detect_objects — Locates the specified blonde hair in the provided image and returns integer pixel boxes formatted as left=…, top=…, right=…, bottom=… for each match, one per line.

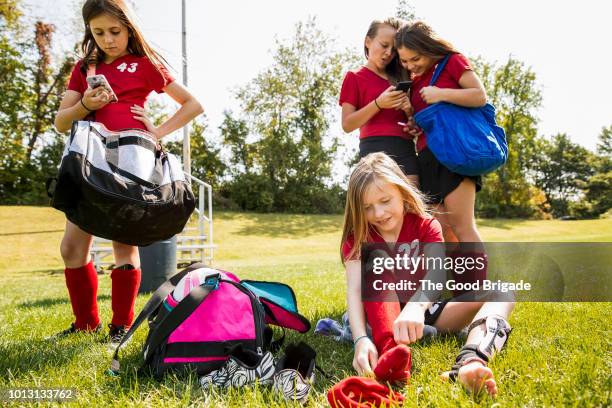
left=340, top=152, right=430, bottom=263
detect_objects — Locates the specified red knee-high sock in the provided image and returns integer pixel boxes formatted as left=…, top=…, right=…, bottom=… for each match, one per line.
left=64, top=261, right=99, bottom=330
left=110, top=266, right=141, bottom=327
left=363, top=301, right=411, bottom=383
left=363, top=301, right=400, bottom=355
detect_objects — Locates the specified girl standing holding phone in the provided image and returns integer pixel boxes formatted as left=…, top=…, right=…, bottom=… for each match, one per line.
left=52, top=0, right=203, bottom=345
left=339, top=17, right=420, bottom=185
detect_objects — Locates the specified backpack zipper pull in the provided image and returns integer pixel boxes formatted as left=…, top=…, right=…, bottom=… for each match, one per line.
left=257, top=347, right=263, bottom=356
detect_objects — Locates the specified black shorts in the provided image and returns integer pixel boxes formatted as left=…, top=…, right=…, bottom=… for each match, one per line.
left=423, top=300, right=448, bottom=325
left=359, top=136, right=419, bottom=176
left=418, top=147, right=482, bottom=205
left=398, top=300, right=448, bottom=325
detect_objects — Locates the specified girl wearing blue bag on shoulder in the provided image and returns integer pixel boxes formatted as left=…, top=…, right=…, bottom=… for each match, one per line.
left=395, top=21, right=487, bottom=245
left=392, top=22, right=514, bottom=397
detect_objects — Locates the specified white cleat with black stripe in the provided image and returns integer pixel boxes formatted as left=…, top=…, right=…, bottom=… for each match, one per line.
left=200, top=346, right=275, bottom=389
left=273, top=342, right=316, bottom=404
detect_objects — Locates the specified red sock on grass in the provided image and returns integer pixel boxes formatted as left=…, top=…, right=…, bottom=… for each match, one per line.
left=64, top=261, right=99, bottom=330
left=110, top=266, right=141, bottom=327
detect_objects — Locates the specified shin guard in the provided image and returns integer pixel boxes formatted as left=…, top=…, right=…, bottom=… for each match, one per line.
left=448, top=316, right=512, bottom=382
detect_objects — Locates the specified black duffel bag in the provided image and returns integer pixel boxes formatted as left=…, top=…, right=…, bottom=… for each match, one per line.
left=48, top=121, right=195, bottom=246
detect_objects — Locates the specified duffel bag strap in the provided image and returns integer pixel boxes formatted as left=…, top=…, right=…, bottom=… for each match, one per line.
left=429, top=54, right=451, bottom=87
left=105, top=133, right=120, bottom=170
left=141, top=273, right=221, bottom=365
left=109, top=262, right=208, bottom=374
left=89, top=124, right=167, bottom=189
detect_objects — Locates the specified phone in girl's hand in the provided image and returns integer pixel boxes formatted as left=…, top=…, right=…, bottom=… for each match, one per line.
left=86, top=74, right=118, bottom=102
left=395, top=80, right=413, bottom=92
left=397, top=121, right=408, bottom=126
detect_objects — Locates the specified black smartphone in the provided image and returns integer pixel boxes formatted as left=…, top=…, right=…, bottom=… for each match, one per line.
left=395, top=80, right=413, bottom=92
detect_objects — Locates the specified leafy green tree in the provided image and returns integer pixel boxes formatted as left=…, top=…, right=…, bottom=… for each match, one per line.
left=161, top=114, right=226, bottom=189
left=597, top=125, right=612, bottom=157
left=0, top=0, right=74, bottom=203
left=569, top=126, right=612, bottom=218
left=472, top=56, right=546, bottom=217
left=220, top=18, right=353, bottom=213
left=594, top=125, right=612, bottom=173
left=532, top=133, right=595, bottom=216
left=0, top=0, right=21, bottom=27
left=219, top=111, right=254, bottom=177
left=396, top=0, right=417, bottom=22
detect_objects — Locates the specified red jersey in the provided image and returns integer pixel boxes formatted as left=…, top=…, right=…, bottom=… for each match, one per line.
left=342, top=212, right=443, bottom=262
left=342, top=212, right=443, bottom=301
left=339, top=67, right=409, bottom=140
left=67, top=54, right=174, bottom=131
left=410, top=53, right=471, bottom=151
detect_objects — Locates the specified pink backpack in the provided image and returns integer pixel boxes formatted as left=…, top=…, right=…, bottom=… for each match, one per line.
left=110, top=263, right=310, bottom=378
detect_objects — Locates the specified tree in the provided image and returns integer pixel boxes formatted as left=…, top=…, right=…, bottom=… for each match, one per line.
left=220, top=18, right=354, bottom=213
left=395, top=0, right=417, bottom=22
left=594, top=125, right=612, bottom=173
left=165, top=116, right=226, bottom=189
left=219, top=111, right=254, bottom=177
left=471, top=56, right=546, bottom=217
left=0, top=14, right=74, bottom=203
left=0, top=0, right=21, bottom=27
left=569, top=125, right=612, bottom=218
left=532, top=133, right=595, bottom=216
left=596, top=125, right=612, bottom=158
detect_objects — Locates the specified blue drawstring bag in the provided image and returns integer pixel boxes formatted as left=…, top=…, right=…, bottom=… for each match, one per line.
left=414, top=55, right=508, bottom=176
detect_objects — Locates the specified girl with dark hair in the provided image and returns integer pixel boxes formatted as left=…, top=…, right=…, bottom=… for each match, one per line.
left=339, top=18, right=420, bottom=185
left=395, top=21, right=514, bottom=396
left=52, top=0, right=203, bottom=345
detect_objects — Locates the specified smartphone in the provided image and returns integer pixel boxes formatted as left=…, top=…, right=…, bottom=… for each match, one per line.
left=86, top=74, right=118, bottom=102
left=395, top=80, right=413, bottom=92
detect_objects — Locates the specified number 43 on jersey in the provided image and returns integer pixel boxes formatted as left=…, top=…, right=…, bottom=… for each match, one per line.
left=117, top=62, right=138, bottom=73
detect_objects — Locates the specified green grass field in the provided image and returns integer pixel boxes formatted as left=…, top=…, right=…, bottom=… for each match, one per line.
left=0, top=206, right=610, bottom=407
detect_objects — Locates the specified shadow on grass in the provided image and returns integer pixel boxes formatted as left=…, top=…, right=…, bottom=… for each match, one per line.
left=0, top=229, right=63, bottom=237
left=27, top=268, right=116, bottom=276
left=477, top=218, right=529, bottom=230
left=219, top=212, right=341, bottom=238
left=18, top=295, right=110, bottom=309
left=0, top=337, right=100, bottom=377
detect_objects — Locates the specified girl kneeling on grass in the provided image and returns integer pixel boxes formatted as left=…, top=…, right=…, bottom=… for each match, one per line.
left=341, top=152, right=514, bottom=396
left=51, top=0, right=203, bottom=345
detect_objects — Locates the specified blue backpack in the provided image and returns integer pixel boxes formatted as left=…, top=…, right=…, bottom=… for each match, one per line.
left=414, top=55, right=508, bottom=176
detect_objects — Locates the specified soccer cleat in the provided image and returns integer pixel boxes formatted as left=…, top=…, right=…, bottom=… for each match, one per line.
left=108, top=324, right=129, bottom=348
left=46, top=322, right=102, bottom=340
left=200, top=345, right=276, bottom=389
left=273, top=342, right=316, bottom=404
